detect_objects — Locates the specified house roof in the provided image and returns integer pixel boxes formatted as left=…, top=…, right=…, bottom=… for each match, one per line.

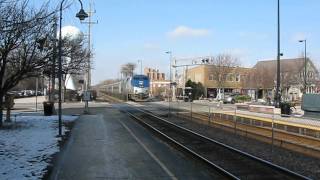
left=246, top=58, right=319, bottom=89
left=254, top=58, right=305, bottom=73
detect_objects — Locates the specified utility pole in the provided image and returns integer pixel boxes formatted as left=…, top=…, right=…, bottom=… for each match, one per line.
left=184, top=65, right=189, bottom=96
left=299, top=39, right=307, bottom=94
left=81, top=0, right=97, bottom=113
left=304, top=40, right=307, bottom=93
left=35, top=77, right=38, bottom=112
left=275, top=0, right=281, bottom=108
left=172, top=58, right=177, bottom=101
left=165, top=51, right=172, bottom=118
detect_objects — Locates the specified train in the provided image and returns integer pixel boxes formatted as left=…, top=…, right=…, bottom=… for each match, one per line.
left=124, top=74, right=150, bottom=101
left=104, top=74, right=150, bottom=101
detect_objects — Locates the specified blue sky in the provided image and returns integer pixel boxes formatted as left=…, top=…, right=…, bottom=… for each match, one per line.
left=62, top=0, right=320, bottom=84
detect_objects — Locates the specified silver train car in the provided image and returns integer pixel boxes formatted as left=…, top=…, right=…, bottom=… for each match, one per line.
left=104, top=74, right=150, bottom=101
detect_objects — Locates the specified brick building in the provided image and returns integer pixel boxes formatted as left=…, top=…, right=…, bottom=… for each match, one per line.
left=186, top=65, right=251, bottom=99
left=144, top=68, right=165, bottom=81
left=144, top=67, right=170, bottom=97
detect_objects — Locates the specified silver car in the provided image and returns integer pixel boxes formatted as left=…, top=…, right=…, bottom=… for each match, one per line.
left=223, top=94, right=236, bottom=104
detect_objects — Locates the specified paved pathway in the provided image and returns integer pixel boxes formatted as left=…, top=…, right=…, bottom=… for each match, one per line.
left=50, top=106, right=218, bottom=180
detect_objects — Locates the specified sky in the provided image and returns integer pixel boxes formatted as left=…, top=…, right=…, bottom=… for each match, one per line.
left=61, top=0, right=320, bottom=85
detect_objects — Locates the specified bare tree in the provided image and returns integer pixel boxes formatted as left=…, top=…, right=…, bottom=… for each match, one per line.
left=60, top=35, right=90, bottom=100
left=61, top=35, right=90, bottom=77
left=283, top=55, right=319, bottom=96
left=210, top=54, right=240, bottom=97
left=245, top=67, right=275, bottom=100
left=0, top=0, right=56, bottom=126
left=253, top=67, right=274, bottom=90
left=120, top=63, right=136, bottom=78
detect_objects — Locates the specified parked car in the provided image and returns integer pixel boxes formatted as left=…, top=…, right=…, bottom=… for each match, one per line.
left=176, top=95, right=190, bottom=101
left=36, top=91, right=43, bottom=96
left=8, top=91, right=21, bottom=98
left=223, top=94, right=236, bottom=104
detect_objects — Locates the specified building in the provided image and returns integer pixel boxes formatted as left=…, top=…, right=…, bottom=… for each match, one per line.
left=144, top=68, right=165, bottom=81
left=144, top=67, right=170, bottom=97
left=245, top=58, right=320, bottom=101
left=186, top=65, right=251, bottom=99
left=185, top=58, right=320, bottom=101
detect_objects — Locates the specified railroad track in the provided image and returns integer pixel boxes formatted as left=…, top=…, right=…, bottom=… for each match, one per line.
left=121, top=104, right=309, bottom=180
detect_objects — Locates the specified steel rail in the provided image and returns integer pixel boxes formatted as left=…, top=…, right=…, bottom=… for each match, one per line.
left=124, top=110, right=240, bottom=180
left=125, top=104, right=310, bottom=180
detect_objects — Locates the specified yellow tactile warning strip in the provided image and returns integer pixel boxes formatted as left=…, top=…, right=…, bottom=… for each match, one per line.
left=187, top=113, right=320, bottom=158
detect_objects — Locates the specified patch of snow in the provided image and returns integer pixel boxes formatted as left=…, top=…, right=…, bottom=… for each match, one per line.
left=0, top=115, right=78, bottom=180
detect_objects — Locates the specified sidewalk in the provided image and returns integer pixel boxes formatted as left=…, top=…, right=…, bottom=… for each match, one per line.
left=14, top=96, right=46, bottom=104
left=12, top=96, right=110, bottom=113
left=50, top=106, right=216, bottom=180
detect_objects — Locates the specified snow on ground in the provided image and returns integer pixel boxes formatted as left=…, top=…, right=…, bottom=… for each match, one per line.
left=0, top=115, right=78, bottom=180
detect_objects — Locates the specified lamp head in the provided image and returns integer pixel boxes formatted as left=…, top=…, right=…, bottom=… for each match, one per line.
left=76, top=8, right=88, bottom=21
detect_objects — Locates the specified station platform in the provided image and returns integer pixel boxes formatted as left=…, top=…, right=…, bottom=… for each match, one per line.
left=228, top=109, right=320, bottom=131
left=50, top=106, right=217, bottom=180
left=150, top=101, right=320, bottom=131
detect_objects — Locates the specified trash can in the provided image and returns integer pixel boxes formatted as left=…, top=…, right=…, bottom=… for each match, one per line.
left=43, top=101, right=54, bottom=116
left=280, top=102, right=291, bottom=116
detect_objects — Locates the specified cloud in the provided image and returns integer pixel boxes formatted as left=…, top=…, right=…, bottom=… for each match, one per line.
left=167, top=26, right=211, bottom=39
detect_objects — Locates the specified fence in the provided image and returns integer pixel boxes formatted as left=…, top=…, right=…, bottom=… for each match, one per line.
left=168, top=100, right=320, bottom=160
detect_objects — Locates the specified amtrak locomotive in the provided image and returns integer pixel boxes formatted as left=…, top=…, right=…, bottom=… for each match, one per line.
left=125, top=74, right=150, bottom=101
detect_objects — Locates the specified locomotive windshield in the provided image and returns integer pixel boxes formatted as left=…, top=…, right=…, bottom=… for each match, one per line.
left=131, top=75, right=150, bottom=88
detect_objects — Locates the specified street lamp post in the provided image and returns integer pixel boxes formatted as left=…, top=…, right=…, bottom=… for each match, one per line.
left=275, top=0, right=281, bottom=108
left=299, top=39, right=307, bottom=94
left=58, top=0, right=88, bottom=136
left=165, top=51, right=172, bottom=118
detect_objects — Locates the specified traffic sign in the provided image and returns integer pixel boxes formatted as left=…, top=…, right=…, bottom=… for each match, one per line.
left=83, top=91, right=91, bottom=101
